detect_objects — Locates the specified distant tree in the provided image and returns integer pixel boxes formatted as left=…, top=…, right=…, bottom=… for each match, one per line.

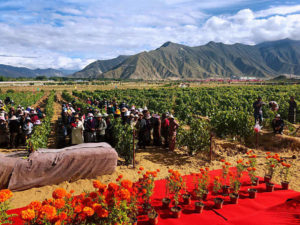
left=35, top=75, right=47, bottom=80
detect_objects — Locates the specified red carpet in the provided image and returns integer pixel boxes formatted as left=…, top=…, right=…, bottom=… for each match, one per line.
left=8, top=169, right=300, bottom=225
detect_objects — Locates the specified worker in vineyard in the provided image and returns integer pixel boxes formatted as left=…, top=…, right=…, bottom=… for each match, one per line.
left=168, top=114, right=179, bottom=151
left=144, top=112, right=152, bottom=146
left=95, top=113, right=107, bottom=142
left=288, top=96, right=297, bottom=124
left=0, top=116, right=9, bottom=147
left=84, top=113, right=96, bottom=142
left=253, top=97, right=266, bottom=125
left=272, top=114, right=284, bottom=135
left=269, top=101, right=279, bottom=111
left=8, top=115, right=20, bottom=148
left=71, top=115, right=84, bottom=145
left=136, top=113, right=147, bottom=149
left=152, top=114, right=162, bottom=146
left=161, top=113, right=170, bottom=148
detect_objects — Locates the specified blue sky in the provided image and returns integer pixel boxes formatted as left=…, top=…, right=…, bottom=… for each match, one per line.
left=0, top=0, right=300, bottom=70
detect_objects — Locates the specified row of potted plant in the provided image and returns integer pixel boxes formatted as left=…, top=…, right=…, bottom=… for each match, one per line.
left=0, top=151, right=293, bottom=224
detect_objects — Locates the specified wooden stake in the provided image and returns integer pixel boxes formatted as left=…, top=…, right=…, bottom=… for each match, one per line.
left=210, top=133, right=213, bottom=162
left=256, top=132, right=259, bottom=149
left=133, top=129, right=136, bottom=168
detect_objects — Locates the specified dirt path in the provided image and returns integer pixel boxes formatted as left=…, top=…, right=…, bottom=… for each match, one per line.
left=47, top=93, right=63, bottom=148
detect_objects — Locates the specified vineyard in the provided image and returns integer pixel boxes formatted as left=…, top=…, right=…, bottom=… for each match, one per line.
left=0, top=84, right=299, bottom=222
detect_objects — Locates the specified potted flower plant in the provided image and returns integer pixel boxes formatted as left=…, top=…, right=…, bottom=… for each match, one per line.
left=220, top=160, right=231, bottom=195
left=213, top=176, right=222, bottom=195
left=246, top=153, right=259, bottom=186
left=264, top=152, right=280, bottom=183
left=148, top=208, right=158, bottom=225
left=182, top=179, right=191, bottom=205
left=168, top=170, right=183, bottom=218
left=162, top=177, right=171, bottom=209
left=229, top=171, right=240, bottom=204
left=280, top=162, right=291, bottom=190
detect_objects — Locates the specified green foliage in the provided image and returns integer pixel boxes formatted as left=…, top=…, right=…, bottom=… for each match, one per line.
left=210, top=110, right=254, bottom=141
left=177, top=119, right=210, bottom=155
left=26, top=91, right=55, bottom=151
left=110, top=118, right=134, bottom=164
left=0, top=91, right=44, bottom=109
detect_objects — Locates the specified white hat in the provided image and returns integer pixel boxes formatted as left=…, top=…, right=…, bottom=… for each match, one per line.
left=125, top=111, right=131, bottom=117
left=95, top=113, right=102, bottom=118
left=0, top=116, right=5, bottom=121
left=168, top=114, right=174, bottom=119
left=276, top=114, right=280, bottom=118
left=143, top=106, right=148, bottom=111
left=88, top=113, right=94, bottom=117
left=9, top=116, right=18, bottom=120
left=134, top=114, right=139, bottom=118
left=34, top=120, right=41, bottom=125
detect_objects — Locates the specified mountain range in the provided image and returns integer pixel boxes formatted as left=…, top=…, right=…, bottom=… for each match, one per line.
left=1, top=39, right=300, bottom=80
left=73, top=38, right=300, bottom=80
left=0, top=64, right=76, bottom=78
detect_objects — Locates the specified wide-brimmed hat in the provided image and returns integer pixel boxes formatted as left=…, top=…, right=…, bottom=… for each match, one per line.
left=0, top=116, right=5, bottom=121
left=168, top=114, right=174, bottom=119
left=124, top=111, right=131, bottom=117
left=115, top=109, right=121, bottom=115
left=88, top=113, right=94, bottom=117
left=276, top=114, right=280, bottom=118
left=9, top=116, right=18, bottom=120
left=95, top=113, right=102, bottom=118
left=34, top=120, right=41, bottom=125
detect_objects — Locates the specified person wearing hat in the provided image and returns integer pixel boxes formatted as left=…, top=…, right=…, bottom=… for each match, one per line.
left=136, top=113, right=147, bottom=149
left=253, top=97, right=266, bottom=126
left=95, top=113, right=107, bottom=142
left=0, top=116, right=9, bottom=147
left=272, top=114, right=284, bottom=135
left=144, top=112, right=152, bottom=146
left=22, top=117, right=33, bottom=144
left=114, top=109, right=121, bottom=118
left=71, top=114, right=84, bottom=145
left=161, top=113, right=170, bottom=148
left=8, top=115, right=20, bottom=148
left=8, top=107, right=15, bottom=119
left=152, top=114, right=162, bottom=146
left=84, top=113, right=96, bottom=142
left=30, top=110, right=39, bottom=125
left=168, top=114, right=179, bottom=151
left=288, top=96, right=297, bottom=124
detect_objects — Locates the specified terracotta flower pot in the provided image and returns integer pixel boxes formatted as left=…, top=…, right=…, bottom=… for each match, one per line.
left=182, top=194, right=191, bottom=205
left=214, top=198, right=224, bottom=209
left=229, top=193, right=239, bottom=204
left=248, top=188, right=257, bottom=199
left=252, top=177, right=259, bottom=186
left=148, top=212, right=158, bottom=225
left=281, top=181, right=289, bottom=190
left=171, top=206, right=182, bottom=218
left=266, top=182, right=275, bottom=192
left=222, top=185, right=230, bottom=195
left=162, top=198, right=171, bottom=209
left=202, top=190, right=209, bottom=201
left=264, top=175, right=272, bottom=183
left=195, top=202, right=205, bottom=213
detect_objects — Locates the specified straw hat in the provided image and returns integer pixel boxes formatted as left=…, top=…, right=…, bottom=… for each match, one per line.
left=276, top=114, right=280, bottom=118
left=168, top=114, right=174, bottom=119
left=95, top=113, right=102, bottom=118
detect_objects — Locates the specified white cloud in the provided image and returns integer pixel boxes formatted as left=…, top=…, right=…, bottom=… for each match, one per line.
left=0, top=1, right=300, bottom=70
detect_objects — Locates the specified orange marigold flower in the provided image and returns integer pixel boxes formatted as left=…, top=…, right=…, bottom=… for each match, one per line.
left=252, top=167, right=256, bottom=171
left=225, top=162, right=231, bottom=166
left=52, top=188, right=67, bottom=199
left=116, top=178, right=120, bottom=182
left=247, top=167, right=252, bottom=171
left=59, top=212, right=67, bottom=221
left=108, top=183, right=119, bottom=192
left=142, top=189, right=147, bottom=194
left=214, top=176, right=220, bottom=181
left=74, top=205, right=83, bottom=213
left=93, top=180, right=102, bottom=189
left=70, top=190, right=75, bottom=194
left=40, top=205, right=57, bottom=221
left=0, top=189, right=13, bottom=203
left=220, top=159, right=225, bottom=162
left=28, top=201, right=42, bottom=211
left=55, top=220, right=61, bottom=225
left=119, top=189, right=131, bottom=201
left=270, top=164, right=275, bottom=168
left=168, top=169, right=173, bottom=173
left=266, top=152, right=270, bottom=155
left=157, top=169, right=160, bottom=172
left=54, top=199, right=65, bottom=209
left=83, top=207, right=94, bottom=217
left=205, top=167, right=210, bottom=171
left=21, top=209, right=35, bottom=221
left=138, top=171, right=141, bottom=174
left=121, top=180, right=133, bottom=189
left=118, top=174, right=123, bottom=179
left=286, top=164, right=291, bottom=168
left=139, top=166, right=144, bottom=171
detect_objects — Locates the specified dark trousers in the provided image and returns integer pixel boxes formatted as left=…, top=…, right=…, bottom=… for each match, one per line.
left=10, top=132, right=18, bottom=148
